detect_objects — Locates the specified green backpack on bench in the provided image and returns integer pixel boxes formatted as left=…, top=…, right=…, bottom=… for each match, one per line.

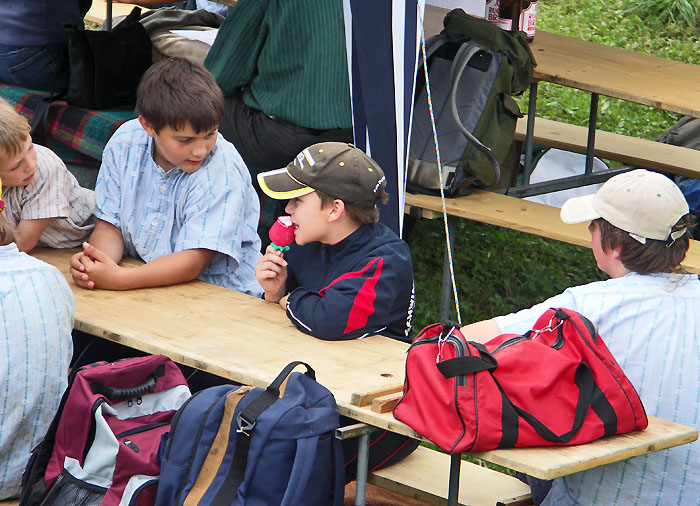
left=408, top=10, right=536, bottom=195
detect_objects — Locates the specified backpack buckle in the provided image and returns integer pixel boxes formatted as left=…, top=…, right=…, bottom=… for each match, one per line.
left=236, top=414, right=255, bottom=435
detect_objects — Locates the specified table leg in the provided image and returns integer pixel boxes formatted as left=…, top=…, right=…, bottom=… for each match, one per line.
left=447, top=454, right=461, bottom=505
left=523, top=82, right=538, bottom=183
left=355, top=432, right=371, bottom=506
left=585, top=93, right=599, bottom=174
left=336, top=423, right=377, bottom=506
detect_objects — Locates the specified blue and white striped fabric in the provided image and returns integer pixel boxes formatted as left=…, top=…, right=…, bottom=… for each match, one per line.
left=343, top=0, right=425, bottom=236
left=0, top=244, right=73, bottom=499
left=95, top=120, right=263, bottom=296
left=495, top=272, right=700, bottom=505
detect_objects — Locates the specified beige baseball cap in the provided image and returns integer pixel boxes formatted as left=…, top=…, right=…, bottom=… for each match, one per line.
left=560, top=169, right=689, bottom=243
left=257, top=142, right=387, bottom=206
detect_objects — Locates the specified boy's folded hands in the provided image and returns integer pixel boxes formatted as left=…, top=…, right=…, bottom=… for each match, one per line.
left=70, top=242, right=122, bottom=290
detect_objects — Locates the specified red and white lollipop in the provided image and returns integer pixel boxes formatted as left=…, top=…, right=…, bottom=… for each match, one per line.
left=269, top=216, right=295, bottom=251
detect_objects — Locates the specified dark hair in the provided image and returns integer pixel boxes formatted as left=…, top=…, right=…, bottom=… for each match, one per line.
left=316, top=189, right=389, bottom=226
left=596, top=215, right=695, bottom=274
left=136, top=57, right=224, bottom=133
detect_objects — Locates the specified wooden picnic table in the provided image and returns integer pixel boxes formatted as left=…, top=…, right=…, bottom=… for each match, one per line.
left=31, top=247, right=699, bottom=483
left=530, top=30, right=700, bottom=118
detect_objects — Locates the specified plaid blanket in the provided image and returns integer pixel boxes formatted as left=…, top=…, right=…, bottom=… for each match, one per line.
left=0, top=84, right=134, bottom=166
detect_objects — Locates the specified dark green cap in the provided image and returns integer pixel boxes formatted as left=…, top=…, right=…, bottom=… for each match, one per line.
left=257, top=142, right=387, bottom=206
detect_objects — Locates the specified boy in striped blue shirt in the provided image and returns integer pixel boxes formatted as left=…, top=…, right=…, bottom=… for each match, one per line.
left=69, top=58, right=262, bottom=295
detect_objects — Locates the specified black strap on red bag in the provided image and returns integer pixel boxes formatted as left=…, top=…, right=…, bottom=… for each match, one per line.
left=393, top=308, right=647, bottom=453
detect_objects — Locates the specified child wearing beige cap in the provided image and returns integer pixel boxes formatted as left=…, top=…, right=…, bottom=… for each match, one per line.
left=462, top=169, right=699, bottom=505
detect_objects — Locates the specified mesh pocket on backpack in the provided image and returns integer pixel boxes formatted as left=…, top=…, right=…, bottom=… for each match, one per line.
left=39, top=467, right=107, bottom=506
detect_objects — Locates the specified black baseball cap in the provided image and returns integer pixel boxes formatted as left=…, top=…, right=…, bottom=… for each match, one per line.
left=257, top=142, right=387, bottom=206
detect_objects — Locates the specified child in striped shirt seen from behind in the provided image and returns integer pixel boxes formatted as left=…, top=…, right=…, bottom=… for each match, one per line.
left=0, top=98, right=95, bottom=252
left=70, top=57, right=262, bottom=294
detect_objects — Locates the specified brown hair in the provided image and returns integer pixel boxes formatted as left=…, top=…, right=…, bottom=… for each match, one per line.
left=316, top=189, right=389, bottom=226
left=0, top=214, right=16, bottom=247
left=0, top=98, right=30, bottom=159
left=136, top=57, right=224, bottom=134
left=596, top=215, right=695, bottom=274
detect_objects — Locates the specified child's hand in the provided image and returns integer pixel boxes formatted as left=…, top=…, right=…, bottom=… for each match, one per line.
left=255, top=245, right=288, bottom=303
left=70, top=248, right=96, bottom=289
left=70, top=243, right=124, bottom=290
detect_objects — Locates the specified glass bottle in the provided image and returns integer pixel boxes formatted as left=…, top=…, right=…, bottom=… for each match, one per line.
left=520, top=0, right=538, bottom=42
left=497, top=0, right=519, bottom=31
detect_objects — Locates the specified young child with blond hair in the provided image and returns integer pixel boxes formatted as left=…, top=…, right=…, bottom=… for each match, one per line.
left=0, top=98, right=95, bottom=252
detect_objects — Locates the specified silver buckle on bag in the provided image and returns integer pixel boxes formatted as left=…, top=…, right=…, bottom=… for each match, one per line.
left=531, top=315, right=563, bottom=339
left=436, top=327, right=456, bottom=364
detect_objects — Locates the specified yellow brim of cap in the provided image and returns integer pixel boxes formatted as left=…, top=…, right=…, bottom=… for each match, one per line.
left=257, top=169, right=315, bottom=200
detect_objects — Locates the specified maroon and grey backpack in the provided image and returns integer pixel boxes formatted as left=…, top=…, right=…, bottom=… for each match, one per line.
left=19, top=355, right=190, bottom=506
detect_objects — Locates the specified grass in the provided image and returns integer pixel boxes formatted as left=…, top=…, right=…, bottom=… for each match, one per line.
left=407, top=0, right=700, bottom=333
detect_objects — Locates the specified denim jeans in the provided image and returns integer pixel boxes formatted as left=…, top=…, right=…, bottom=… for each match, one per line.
left=515, top=472, right=553, bottom=505
left=0, top=43, right=66, bottom=92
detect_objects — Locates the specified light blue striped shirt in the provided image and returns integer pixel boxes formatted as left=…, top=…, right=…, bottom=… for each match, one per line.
left=95, top=119, right=263, bottom=296
left=0, top=244, right=74, bottom=499
left=495, top=272, right=700, bottom=505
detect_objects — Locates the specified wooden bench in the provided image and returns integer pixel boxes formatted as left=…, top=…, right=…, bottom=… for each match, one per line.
left=514, top=115, right=700, bottom=180
left=0, top=500, right=19, bottom=506
left=369, top=447, right=532, bottom=506
left=404, top=190, right=700, bottom=275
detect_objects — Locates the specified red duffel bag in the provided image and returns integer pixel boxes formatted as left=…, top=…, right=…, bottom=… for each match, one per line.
left=393, top=308, right=648, bottom=453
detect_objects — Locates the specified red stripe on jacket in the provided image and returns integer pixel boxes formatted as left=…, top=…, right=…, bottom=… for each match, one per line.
left=319, top=257, right=384, bottom=335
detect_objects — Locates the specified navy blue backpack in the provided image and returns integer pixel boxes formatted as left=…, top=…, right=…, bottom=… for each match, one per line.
left=155, top=361, right=344, bottom=506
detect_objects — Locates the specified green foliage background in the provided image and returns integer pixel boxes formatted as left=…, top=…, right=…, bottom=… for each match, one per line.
left=407, top=0, right=700, bottom=333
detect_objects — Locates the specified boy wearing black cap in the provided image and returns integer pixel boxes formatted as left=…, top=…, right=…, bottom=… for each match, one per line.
left=256, top=142, right=419, bottom=483
left=255, top=141, right=415, bottom=342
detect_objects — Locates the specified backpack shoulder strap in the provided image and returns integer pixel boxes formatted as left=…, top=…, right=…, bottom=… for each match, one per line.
left=207, top=362, right=315, bottom=506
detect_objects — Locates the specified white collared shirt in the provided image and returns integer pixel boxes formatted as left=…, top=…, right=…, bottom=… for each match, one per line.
left=495, top=272, right=700, bottom=505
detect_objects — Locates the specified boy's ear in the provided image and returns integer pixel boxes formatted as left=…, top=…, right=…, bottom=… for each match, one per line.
left=327, top=199, right=346, bottom=223
left=610, top=244, right=623, bottom=260
left=138, top=115, right=157, bottom=138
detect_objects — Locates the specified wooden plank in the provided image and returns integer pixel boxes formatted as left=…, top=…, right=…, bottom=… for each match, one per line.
left=31, top=248, right=409, bottom=410
left=403, top=190, right=700, bottom=274
left=515, top=116, right=700, bottom=180
left=471, top=416, right=698, bottom=481
left=351, top=385, right=405, bottom=407
left=369, top=447, right=532, bottom=506
left=530, top=30, right=700, bottom=118
left=371, top=392, right=403, bottom=414
left=0, top=501, right=19, bottom=506
left=353, top=409, right=698, bottom=481
left=85, top=1, right=146, bottom=26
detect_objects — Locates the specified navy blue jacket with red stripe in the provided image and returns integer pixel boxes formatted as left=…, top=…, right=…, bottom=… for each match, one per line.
left=284, top=223, right=415, bottom=341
